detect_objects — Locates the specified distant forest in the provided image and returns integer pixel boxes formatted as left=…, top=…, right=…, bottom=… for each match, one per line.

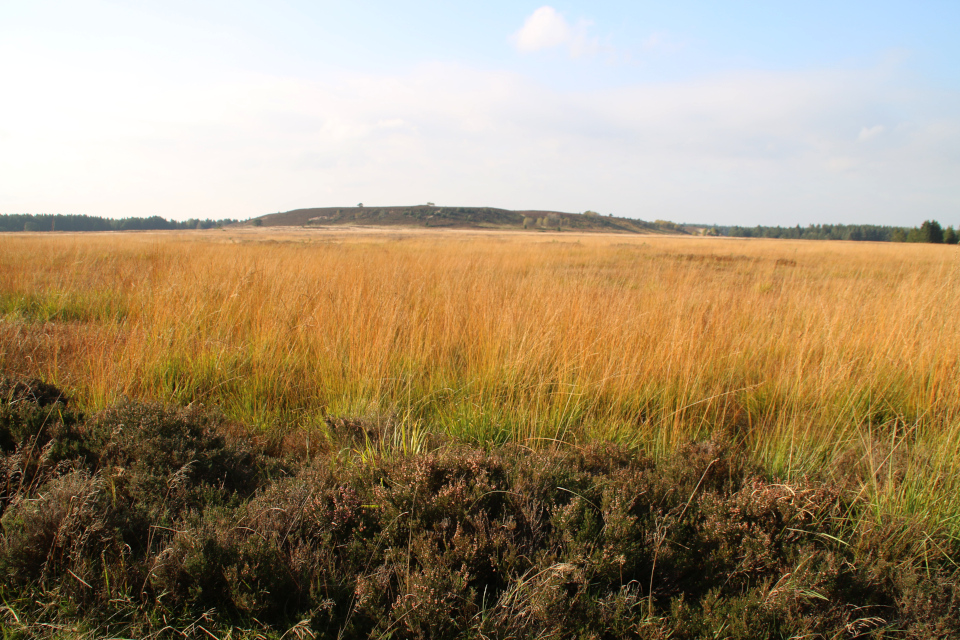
left=710, top=220, right=958, bottom=244
left=0, top=214, right=236, bottom=233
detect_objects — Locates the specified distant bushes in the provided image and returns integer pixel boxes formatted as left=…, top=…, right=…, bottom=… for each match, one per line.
left=0, top=213, right=236, bottom=232
left=2, top=377, right=959, bottom=637
left=718, top=220, right=958, bottom=243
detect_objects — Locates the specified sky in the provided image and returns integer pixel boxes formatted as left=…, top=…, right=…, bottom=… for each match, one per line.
left=1, top=1, right=958, bottom=226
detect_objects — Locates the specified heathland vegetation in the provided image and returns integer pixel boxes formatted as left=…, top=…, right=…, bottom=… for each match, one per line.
left=1, top=229, right=959, bottom=636
left=256, top=205, right=666, bottom=233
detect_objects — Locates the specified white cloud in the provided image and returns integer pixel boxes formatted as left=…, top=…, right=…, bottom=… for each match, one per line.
left=858, top=124, right=885, bottom=141
left=513, top=6, right=570, bottom=52
left=511, top=6, right=598, bottom=58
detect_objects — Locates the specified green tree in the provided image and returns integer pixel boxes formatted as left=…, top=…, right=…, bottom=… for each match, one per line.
left=944, top=226, right=959, bottom=245
left=919, top=220, right=944, bottom=243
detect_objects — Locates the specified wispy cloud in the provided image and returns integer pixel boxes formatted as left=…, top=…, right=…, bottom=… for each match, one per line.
left=510, top=8, right=686, bottom=65
left=858, top=124, right=885, bottom=141
left=511, top=6, right=599, bottom=58
left=641, top=31, right=687, bottom=54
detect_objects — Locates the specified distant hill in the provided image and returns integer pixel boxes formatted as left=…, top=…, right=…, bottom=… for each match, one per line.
left=254, top=206, right=682, bottom=234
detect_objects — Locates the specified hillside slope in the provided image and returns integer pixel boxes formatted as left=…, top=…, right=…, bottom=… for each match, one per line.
left=254, top=205, right=679, bottom=234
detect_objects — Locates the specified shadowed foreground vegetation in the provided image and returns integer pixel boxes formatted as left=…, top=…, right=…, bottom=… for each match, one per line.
left=2, top=377, right=960, bottom=638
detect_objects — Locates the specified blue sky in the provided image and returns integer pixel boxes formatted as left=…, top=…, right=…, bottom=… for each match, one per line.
left=1, top=1, right=958, bottom=226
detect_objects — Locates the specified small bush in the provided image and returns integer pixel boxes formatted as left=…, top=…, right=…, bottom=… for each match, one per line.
left=0, top=377, right=83, bottom=453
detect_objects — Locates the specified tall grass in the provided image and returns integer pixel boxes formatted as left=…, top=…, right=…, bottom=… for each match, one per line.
left=1, top=230, right=958, bottom=529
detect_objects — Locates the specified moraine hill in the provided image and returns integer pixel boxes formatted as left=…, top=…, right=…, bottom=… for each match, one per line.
left=253, top=206, right=688, bottom=234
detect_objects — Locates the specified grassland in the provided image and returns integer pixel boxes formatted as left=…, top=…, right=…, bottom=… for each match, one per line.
left=1, top=228, right=959, bottom=636
left=1, top=229, right=959, bottom=522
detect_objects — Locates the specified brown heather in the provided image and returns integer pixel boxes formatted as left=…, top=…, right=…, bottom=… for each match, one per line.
left=0, top=228, right=959, bottom=531
left=1, top=382, right=959, bottom=638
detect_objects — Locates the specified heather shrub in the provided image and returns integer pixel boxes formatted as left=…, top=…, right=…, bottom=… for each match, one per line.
left=0, top=377, right=85, bottom=458
left=1, top=378, right=959, bottom=638
left=147, top=509, right=300, bottom=622
left=0, top=470, right=105, bottom=592
left=88, top=401, right=274, bottom=495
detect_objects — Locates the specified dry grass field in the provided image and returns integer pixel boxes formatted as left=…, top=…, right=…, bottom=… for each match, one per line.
left=3, top=227, right=960, bottom=636
left=1, top=228, right=959, bottom=526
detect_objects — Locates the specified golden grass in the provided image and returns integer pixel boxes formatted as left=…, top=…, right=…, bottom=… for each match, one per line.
left=2, top=228, right=959, bottom=526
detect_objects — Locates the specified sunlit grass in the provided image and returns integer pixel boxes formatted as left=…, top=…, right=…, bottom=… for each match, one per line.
left=1, top=228, right=958, bottom=532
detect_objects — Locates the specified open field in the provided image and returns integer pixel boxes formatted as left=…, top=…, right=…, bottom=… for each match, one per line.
left=1, top=228, right=959, bottom=522
left=1, top=228, right=960, bottom=636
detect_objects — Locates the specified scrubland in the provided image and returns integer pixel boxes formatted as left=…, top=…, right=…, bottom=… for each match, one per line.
left=1, top=228, right=959, bottom=637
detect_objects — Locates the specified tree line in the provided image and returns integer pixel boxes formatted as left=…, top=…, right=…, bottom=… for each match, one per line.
left=709, top=220, right=958, bottom=244
left=0, top=214, right=237, bottom=233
